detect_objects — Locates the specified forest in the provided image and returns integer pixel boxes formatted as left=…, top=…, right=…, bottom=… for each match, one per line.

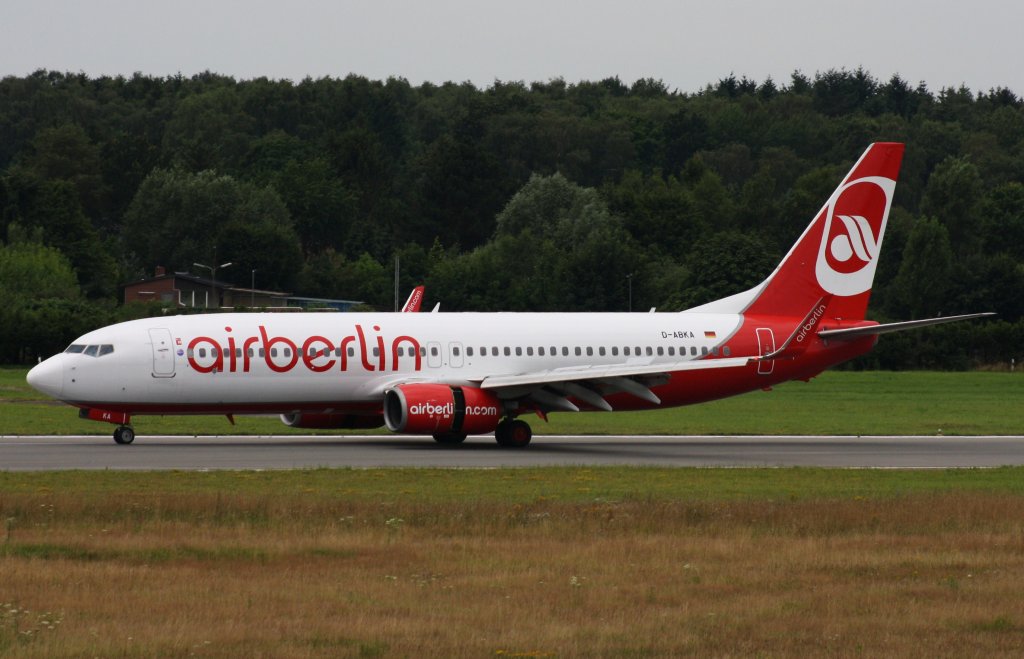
left=1, top=68, right=1022, bottom=368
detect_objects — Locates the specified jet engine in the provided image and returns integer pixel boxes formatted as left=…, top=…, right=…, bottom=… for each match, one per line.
left=279, top=412, right=384, bottom=429
left=383, top=384, right=503, bottom=435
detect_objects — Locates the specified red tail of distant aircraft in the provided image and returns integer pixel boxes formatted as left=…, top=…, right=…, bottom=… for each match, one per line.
left=27, top=143, right=992, bottom=446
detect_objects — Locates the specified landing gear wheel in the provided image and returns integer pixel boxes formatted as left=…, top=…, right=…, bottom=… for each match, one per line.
left=113, top=426, right=135, bottom=445
left=495, top=419, right=532, bottom=447
left=433, top=432, right=467, bottom=444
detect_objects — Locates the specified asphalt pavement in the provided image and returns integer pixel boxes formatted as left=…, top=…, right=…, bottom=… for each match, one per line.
left=2, top=434, right=1023, bottom=470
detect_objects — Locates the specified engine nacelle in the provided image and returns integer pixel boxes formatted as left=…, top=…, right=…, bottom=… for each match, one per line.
left=279, top=412, right=384, bottom=429
left=383, top=384, right=502, bottom=435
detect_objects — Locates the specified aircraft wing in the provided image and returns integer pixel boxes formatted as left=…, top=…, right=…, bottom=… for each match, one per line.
left=476, top=357, right=754, bottom=412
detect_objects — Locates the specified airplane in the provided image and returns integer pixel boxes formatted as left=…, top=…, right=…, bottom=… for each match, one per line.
left=26, top=142, right=992, bottom=447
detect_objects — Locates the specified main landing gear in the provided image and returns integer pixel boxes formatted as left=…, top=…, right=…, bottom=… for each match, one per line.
left=494, top=418, right=532, bottom=447
left=431, top=419, right=533, bottom=447
left=432, top=432, right=468, bottom=444
left=113, top=426, right=135, bottom=445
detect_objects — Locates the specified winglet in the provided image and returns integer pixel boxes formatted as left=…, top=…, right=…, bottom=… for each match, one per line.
left=401, top=286, right=425, bottom=312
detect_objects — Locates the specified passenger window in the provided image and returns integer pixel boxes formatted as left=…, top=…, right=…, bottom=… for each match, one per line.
left=492, top=347, right=499, bottom=356
left=419, top=347, right=426, bottom=357
left=98, top=345, right=114, bottom=357
left=550, top=346, right=556, bottom=355
left=562, top=347, right=569, bottom=356
left=515, top=347, right=523, bottom=356
left=690, top=347, right=697, bottom=356
left=259, top=348, right=265, bottom=358
left=624, top=347, right=631, bottom=356
left=657, top=347, right=664, bottom=356
left=599, top=347, right=606, bottom=356
left=187, top=349, right=195, bottom=358
left=248, top=348, right=255, bottom=357
left=612, top=347, right=619, bottom=356
left=645, top=347, right=653, bottom=356
left=284, top=348, right=292, bottom=358
left=538, top=347, right=545, bottom=356
left=586, top=347, right=594, bottom=357
left=199, top=348, right=207, bottom=358
left=271, top=348, right=278, bottom=358
left=668, top=347, right=675, bottom=356
left=526, top=347, right=533, bottom=356
left=635, top=346, right=641, bottom=355
left=453, top=346, right=461, bottom=356
left=724, top=346, right=731, bottom=357
left=701, top=347, right=708, bottom=356
left=467, top=347, right=473, bottom=357
left=711, top=346, right=719, bottom=356
left=504, top=347, right=511, bottom=356
left=574, top=347, right=582, bottom=356
left=431, top=346, right=439, bottom=357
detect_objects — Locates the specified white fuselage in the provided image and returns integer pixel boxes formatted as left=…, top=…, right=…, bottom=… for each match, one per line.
left=29, top=311, right=746, bottom=412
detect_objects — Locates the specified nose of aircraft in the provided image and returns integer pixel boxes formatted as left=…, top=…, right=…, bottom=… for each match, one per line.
left=27, top=357, right=63, bottom=398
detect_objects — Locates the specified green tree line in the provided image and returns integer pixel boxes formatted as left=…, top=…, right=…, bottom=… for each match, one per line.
left=1, top=68, right=1022, bottom=367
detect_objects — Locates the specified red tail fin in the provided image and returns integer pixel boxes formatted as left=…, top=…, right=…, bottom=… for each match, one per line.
left=690, top=143, right=905, bottom=320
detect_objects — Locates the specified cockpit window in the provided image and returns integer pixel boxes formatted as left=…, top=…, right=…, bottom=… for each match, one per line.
left=67, top=343, right=115, bottom=357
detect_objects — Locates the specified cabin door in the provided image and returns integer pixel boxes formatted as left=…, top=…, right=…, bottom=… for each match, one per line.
left=149, top=328, right=176, bottom=377
left=756, top=328, right=775, bottom=375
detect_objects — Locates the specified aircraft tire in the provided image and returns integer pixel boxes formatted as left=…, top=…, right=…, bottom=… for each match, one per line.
left=113, top=426, right=135, bottom=445
left=495, top=419, right=532, bottom=447
left=433, top=432, right=467, bottom=444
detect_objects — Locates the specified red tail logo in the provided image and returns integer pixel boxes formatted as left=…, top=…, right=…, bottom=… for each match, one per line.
left=814, top=176, right=894, bottom=296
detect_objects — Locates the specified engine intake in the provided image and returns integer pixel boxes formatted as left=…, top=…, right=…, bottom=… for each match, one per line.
left=384, top=384, right=502, bottom=435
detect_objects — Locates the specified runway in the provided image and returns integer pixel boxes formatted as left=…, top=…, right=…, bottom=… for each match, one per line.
left=2, top=434, right=1024, bottom=470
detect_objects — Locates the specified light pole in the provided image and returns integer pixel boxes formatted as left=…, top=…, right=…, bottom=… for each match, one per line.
left=250, top=269, right=256, bottom=309
left=626, top=273, right=633, bottom=312
left=193, top=261, right=233, bottom=309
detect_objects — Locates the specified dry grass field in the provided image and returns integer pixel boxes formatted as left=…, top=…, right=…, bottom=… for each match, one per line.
left=3, top=469, right=1024, bottom=656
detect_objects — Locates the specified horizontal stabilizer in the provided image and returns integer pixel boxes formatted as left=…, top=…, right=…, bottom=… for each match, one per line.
left=817, top=313, right=996, bottom=340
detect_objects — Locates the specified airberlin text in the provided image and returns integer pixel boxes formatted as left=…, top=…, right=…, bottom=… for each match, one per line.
left=794, top=304, right=828, bottom=344
left=409, top=402, right=499, bottom=418
left=186, top=324, right=422, bottom=374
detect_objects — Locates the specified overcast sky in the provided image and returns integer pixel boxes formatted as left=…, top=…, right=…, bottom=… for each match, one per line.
left=2, top=0, right=1021, bottom=95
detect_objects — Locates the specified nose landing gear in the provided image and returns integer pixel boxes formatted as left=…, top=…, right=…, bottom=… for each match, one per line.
left=113, top=426, right=135, bottom=445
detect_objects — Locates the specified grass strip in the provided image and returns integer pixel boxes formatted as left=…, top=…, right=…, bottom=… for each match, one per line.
left=4, top=467, right=1024, bottom=656
left=3, top=369, right=1022, bottom=435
